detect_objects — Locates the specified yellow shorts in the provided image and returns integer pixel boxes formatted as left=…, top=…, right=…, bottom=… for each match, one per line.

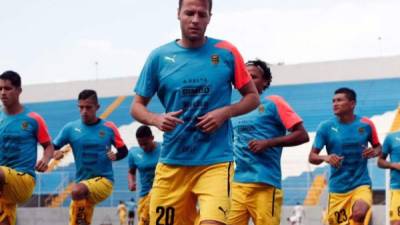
left=138, top=193, right=151, bottom=225
left=328, top=185, right=372, bottom=225
left=150, top=162, right=233, bottom=225
left=227, top=182, right=283, bottom=225
left=390, top=190, right=400, bottom=222
left=0, top=166, right=35, bottom=225
left=80, top=176, right=113, bottom=204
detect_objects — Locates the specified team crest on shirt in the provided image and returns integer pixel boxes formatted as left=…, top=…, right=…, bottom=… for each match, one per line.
left=99, top=130, right=106, bottom=138
left=258, top=104, right=265, bottom=113
left=21, top=121, right=29, bottom=130
left=211, top=54, right=219, bottom=65
left=358, top=127, right=365, bottom=134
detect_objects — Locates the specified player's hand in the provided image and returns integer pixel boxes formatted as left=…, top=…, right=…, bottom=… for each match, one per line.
left=196, top=107, right=230, bottom=133
left=53, top=151, right=64, bottom=160
left=153, top=110, right=184, bottom=132
left=248, top=140, right=270, bottom=153
left=128, top=182, right=137, bottom=191
left=107, top=150, right=117, bottom=161
left=324, top=154, right=344, bottom=168
left=35, top=158, right=49, bottom=172
left=391, top=163, right=400, bottom=171
left=362, top=146, right=379, bottom=159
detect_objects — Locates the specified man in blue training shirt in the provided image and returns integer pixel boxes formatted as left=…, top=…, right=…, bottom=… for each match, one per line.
left=128, top=125, right=161, bottom=225
left=309, top=87, right=381, bottom=225
left=53, top=89, right=128, bottom=225
left=0, top=71, right=54, bottom=225
left=228, top=59, right=309, bottom=225
left=378, top=131, right=400, bottom=225
left=130, top=0, right=259, bottom=224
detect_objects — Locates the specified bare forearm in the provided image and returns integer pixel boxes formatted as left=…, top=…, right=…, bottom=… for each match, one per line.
left=309, top=152, right=327, bottom=165
left=268, top=129, right=309, bottom=148
left=42, top=143, right=54, bottom=162
left=131, top=101, right=158, bottom=126
left=378, top=158, right=394, bottom=169
left=227, top=93, right=259, bottom=118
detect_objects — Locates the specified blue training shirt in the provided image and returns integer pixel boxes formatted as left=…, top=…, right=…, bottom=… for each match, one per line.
left=232, top=95, right=302, bottom=188
left=134, top=37, right=251, bottom=166
left=313, top=115, right=380, bottom=193
left=53, top=119, right=126, bottom=182
left=128, top=142, right=161, bottom=197
left=382, top=131, right=400, bottom=190
left=0, top=107, right=52, bottom=178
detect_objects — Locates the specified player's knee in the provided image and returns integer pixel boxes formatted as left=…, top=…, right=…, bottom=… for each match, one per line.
left=0, top=169, right=5, bottom=185
left=351, top=209, right=367, bottom=222
left=71, top=184, right=89, bottom=200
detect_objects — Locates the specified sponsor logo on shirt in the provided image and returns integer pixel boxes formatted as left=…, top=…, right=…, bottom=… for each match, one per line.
left=164, top=55, right=176, bottom=63
left=181, top=86, right=210, bottom=96
left=21, top=121, right=29, bottom=130
left=99, top=130, right=106, bottom=138
left=74, top=128, right=81, bottom=133
left=211, top=54, right=219, bottom=65
left=358, top=127, right=365, bottom=134
left=331, top=127, right=338, bottom=132
left=258, top=104, right=265, bottom=113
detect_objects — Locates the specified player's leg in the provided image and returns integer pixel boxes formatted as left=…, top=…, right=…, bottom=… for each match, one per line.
left=69, top=177, right=113, bottom=225
left=137, top=194, right=150, bottom=225
left=389, top=190, right=400, bottom=225
left=327, top=191, right=352, bottom=225
left=194, top=162, right=233, bottom=225
left=249, top=185, right=283, bottom=225
left=350, top=186, right=372, bottom=225
left=227, top=183, right=251, bottom=225
left=150, top=163, right=197, bottom=225
left=0, top=166, right=34, bottom=225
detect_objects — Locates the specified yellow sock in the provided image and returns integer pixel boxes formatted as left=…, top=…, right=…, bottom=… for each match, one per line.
left=0, top=201, right=16, bottom=225
left=84, top=202, right=95, bottom=225
left=69, top=199, right=87, bottom=225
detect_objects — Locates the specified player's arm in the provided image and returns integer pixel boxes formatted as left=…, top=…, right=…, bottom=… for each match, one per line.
left=377, top=153, right=400, bottom=170
left=128, top=168, right=137, bottom=191
left=36, top=141, right=55, bottom=172
left=196, top=81, right=259, bottom=133
left=249, top=122, right=309, bottom=153
left=308, top=148, right=343, bottom=168
left=107, top=145, right=128, bottom=161
left=361, top=117, right=381, bottom=158
left=131, top=95, right=183, bottom=132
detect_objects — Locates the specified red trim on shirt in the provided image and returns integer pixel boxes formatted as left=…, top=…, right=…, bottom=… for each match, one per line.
left=267, top=95, right=302, bottom=130
left=361, top=117, right=380, bottom=146
left=215, top=41, right=251, bottom=89
left=28, top=112, right=51, bottom=144
left=104, top=121, right=125, bottom=148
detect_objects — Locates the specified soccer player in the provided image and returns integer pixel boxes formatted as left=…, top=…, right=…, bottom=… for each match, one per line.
left=128, top=125, right=161, bottom=225
left=130, top=0, right=260, bottom=224
left=0, top=71, right=54, bottom=225
left=53, top=89, right=128, bottom=225
left=228, top=59, right=309, bottom=225
left=377, top=131, right=400, bottom=225
left=309, top=87, right=381, bottom=225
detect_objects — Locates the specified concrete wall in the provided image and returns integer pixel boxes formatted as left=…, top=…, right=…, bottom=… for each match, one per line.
left=16, top=206, right=386, bottom=225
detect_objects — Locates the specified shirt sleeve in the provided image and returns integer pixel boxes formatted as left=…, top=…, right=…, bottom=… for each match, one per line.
left=267, top=95, right=303, bottom=130
left=382, top=134, right=392, bottom=156
left=215, top=41, right=251, bottom=89
left=28, top=112, right=52, bottom=144
left=313, top=123, right=326, bottom=153
left=53, top=124, right=70, bottom=149
left=134, top=50, right=159, bottom=98
left=104, top=121, right=126, bottom=148
left=361, top=117, right=380, bottom=146
left=128, top=150, right=137, bottom=170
